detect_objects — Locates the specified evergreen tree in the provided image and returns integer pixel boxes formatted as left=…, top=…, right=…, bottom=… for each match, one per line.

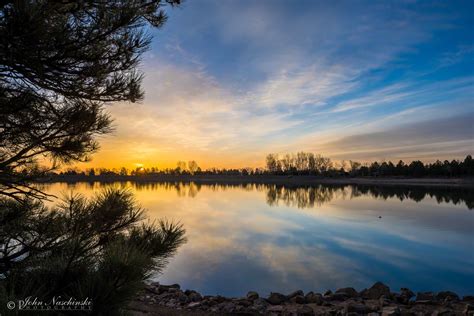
left=0, top=1, right=184, bottom=314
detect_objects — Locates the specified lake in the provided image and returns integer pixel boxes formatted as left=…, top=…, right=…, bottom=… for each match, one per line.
left=41, top=182, right=474, bottom=297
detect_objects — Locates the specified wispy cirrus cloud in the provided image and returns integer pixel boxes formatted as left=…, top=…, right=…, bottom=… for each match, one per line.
left=332, top=76, right=474, bottom=113
left=243, top=63, right=358, bottom=109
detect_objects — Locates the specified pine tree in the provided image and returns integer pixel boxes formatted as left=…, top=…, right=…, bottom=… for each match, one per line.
left=0, top=1, right=185, bottom=314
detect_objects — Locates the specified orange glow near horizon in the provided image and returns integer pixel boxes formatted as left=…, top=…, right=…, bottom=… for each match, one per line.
left=54, top=53, right=473, bottom=172
left=68, top=136, right=471, bottom=172
left=72, top=140, right=267, bottom=171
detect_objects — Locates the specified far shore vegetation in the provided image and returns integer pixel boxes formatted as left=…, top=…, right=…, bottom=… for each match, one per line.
left=56, top=153, right=474, bottom=178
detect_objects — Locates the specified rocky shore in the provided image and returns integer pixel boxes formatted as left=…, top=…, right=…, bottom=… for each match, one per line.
left=130, top=282, right=474, bottom=315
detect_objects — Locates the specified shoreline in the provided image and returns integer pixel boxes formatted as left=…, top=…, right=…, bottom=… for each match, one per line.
left=129, top=282, right=474, bottom=315
left=38, top=175, right=474, bottom=188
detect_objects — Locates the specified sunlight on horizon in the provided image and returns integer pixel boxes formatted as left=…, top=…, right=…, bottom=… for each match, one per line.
left=76, top=1, right=473, bottom=170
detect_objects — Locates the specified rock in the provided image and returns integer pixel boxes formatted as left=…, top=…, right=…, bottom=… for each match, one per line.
left=156, top=292, right=175, bottom=301
left=414, top=300, right=436, bottom=305
left=305, top=292, right=323, bottom=305
left=252, top=306, right=267, bottom=315
left=220, top=302, right=237, bottom=313
left=416, top=292, right=435, bottom=301
left=365, top=301, right=380, bottom=312
left=145, top=285, right=160, bottom=295
left=288, top=290, right=305, bottom=298
left=246, top=291, right=259, bottom=301
left=139, top=284, right=470, bottom=315
left=253, top=298, right=268, bottom=306
left=398, top=288, right=415, bottom=304
left=361, top=282, right=391, bottom=300
left=167, top=283, right=180, bottom=289
left=252, top=298, right=268, bottom=314
left=345, top=302, right=368, bottom=313
left=237, top=299, right=252, bottom=307
left=436, top=291, right=459, bottom=301
left=381, top=306, right=400, bottom=316
left=212, top=295, right=226, bottom=303
left=327, top=292, right=350, bottom=301
left=336, top=287, right=359, bottom=298
left=165, top=299, right=178, bottom=308
left=267, top=305, right=284, bottom=312
left=290, top=295, right=306, bottom=304
left=379, top=295, right=391, bottom=307
left=157, top=283, right=181, bottom=294
left=392, top=294, right=407, bottom=305
left=188, top=292, right=202, bottom=302
left=431, top=309, right=453, bottom=315
left=237, top=305, right=246, bottom=312
left=400, top=288, right=415, bottom=299
left=155, top=287, right=167, bottom=295
left=177, top=293, right=189, bottom=304
left=324, top=289, right=333, bottom=296
left=267, top=292, right=287, bottom=305
left=464, top=304, right=474, bottom=313
left=296, top=305, right=314, bottom=315
left=206, top=299, right=218, bottom=307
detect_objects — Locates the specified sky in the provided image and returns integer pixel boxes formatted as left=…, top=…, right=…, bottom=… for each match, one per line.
left=83, top=0, right=474, bottom=170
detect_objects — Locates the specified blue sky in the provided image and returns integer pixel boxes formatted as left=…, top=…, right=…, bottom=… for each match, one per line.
left=94, top=0, right=474, bottom=168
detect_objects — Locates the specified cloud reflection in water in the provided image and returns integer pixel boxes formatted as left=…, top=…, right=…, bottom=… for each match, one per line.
left=42, top=182, right=474, bottom=296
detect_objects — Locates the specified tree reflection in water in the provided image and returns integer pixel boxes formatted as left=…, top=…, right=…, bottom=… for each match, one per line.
left=52, top=182, right=473, bottom=210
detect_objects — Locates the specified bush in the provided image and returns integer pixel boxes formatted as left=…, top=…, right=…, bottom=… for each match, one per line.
left=0, top=188, right=186, bottom=315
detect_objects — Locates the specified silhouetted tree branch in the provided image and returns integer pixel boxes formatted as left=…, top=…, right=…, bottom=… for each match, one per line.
left=0, top=0, right=180, bottom=199
left=0, top=1, right=186, bottom=314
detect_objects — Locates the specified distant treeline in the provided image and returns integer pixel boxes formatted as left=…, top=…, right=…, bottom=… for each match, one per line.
left=57, top=154, right=474, bottom=178
left=264, top=153, right=474, bottom=177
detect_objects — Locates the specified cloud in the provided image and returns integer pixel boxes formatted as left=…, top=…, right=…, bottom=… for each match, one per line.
left=316, top=113, right=474, bottom=161
left=332, top=77, right=474, bottom=113
left=96, top=57, right=473, bottom=168
left=244, top=63, right=357, bottom=109
left=97, top=62, right=306, bottom=167
left=437, top=45, right=474, bottom=69
left=82, top=1, right=473, bottom=168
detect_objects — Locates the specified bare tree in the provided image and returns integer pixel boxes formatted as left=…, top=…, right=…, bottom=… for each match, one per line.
left=188, top=160, right=200, bottom=174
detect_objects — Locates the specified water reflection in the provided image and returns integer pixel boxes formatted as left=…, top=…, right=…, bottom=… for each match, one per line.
left=39, top=181, right=473, bottom=209
left=40, top=182, right=474, bottom=296
left=266, top=184, right=474, bottom=210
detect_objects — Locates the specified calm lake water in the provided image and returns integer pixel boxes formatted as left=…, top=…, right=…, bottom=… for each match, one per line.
left=41, top=182, right=474, bottom=296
